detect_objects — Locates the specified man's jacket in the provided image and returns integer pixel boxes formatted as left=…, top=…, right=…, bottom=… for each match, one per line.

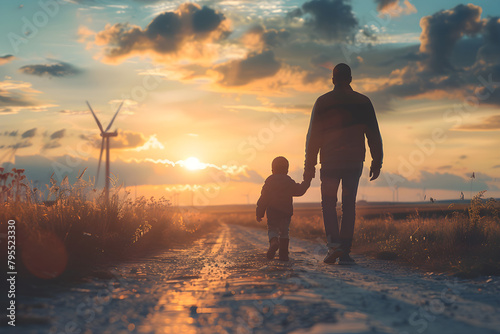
left=256, top=174, right=309, bottom=220
left=304, top=85, right=383, bottom=176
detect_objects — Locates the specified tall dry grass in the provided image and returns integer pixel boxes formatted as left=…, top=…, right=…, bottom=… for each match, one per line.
left=207, top=192, right=500, bottom=277
left=352, top=191, right=500, bottom=276
left=0, top=168, right=217, bottom=281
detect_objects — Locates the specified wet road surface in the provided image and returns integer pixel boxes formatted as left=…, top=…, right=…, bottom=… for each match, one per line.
left=12, top=224, right=500, bottom=334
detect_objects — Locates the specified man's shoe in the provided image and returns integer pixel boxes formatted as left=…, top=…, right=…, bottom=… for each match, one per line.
left=323, top=247, right=344, bottom=264
left=266, top=237, right=279, bottom=259
left=338, top=253, right=356, bottom=265
left=279, top=238, right=289, bottom=261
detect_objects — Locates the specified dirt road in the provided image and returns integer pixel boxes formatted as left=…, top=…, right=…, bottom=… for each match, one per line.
left=15, top=224, right=500, bottom=334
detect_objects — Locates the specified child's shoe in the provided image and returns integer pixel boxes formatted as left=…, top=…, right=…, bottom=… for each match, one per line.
left=266, top=237, right=279, bottom=259
left=279, top=238, right=289, bottom=261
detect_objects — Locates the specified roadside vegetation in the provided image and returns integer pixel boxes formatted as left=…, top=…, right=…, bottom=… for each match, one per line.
left=204, top=193, right=500, bottom=278
left=0, top=168, right=217, bottom=282
left=2, top=167, right=498, bottom=280
left=353, top=192, right=500, bottom=277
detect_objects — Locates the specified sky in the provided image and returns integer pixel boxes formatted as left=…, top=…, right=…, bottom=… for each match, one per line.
left=0, top=0, right=499, bottom=206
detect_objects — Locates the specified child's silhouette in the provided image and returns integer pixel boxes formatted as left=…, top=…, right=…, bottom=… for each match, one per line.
left=256, top=156, right=310, bottom=261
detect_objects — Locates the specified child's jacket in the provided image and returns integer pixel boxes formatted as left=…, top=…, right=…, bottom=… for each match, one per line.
left=256, top=174, right=309, bottom=220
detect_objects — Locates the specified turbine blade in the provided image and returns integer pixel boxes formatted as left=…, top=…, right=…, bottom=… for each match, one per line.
left=86, top=101, right=104, bottom=133
left=105, top=101, right=124, bottom=132
left=96, top=138, right=104, bottom=187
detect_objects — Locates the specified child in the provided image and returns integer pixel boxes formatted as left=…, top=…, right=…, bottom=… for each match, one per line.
left=256, top=156, right=310, bottom=261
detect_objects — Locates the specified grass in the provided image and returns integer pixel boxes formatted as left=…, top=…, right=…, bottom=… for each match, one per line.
left=0, top=168, right=218, bottom=282
left=200, top=192, right=500, bottom=277
left=352, top=193, right=500, bottom=277
left=1, top=166, right=498, bottom=280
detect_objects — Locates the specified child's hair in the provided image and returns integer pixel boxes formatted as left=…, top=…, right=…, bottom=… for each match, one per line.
left=272, top=156, right=289, bottom=174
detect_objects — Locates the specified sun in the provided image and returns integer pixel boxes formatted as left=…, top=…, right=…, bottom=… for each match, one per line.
left=184, top=157, right=205, bottom=171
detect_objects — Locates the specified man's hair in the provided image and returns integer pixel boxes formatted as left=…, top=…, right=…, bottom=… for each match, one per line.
left=332, top=63, right=351, bottom=82
left=272, top=156, right=289, bottom=174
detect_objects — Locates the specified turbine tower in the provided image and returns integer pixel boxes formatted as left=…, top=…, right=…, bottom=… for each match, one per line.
left=86, top=101, right=123, bottom=205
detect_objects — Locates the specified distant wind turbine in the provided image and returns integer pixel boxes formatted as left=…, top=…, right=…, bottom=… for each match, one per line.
left=86, top=100, right=123, bottom=205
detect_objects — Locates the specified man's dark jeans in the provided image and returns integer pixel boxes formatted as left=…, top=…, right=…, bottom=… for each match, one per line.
left=320, top=164, right=363, bottom=252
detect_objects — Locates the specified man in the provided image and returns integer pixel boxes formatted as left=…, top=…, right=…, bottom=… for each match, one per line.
left=303, top=63, right=383, bottom=265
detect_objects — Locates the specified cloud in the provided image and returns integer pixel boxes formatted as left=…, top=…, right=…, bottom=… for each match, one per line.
left=419, top=4, right=483, bottom=73
left=3, top=154, right=264, bottom=188
left=477, top=17, right=500, bottom=65
left=2, top=131, right=18, bottom=137
left=7, top=141, right=33, bottom=149
left=21, top=128, right=37, bottom=138
left=290, top=0, right=358, bottom=42
left=213, top=50, right=281, bottom=86
left=0, top=81, right=38, bottom=110
left=19, top=60, right=81, bottom=78
left=0, top=140, right=33, bottom=163
left=0, top=55, right=14, bottom=66
left=375, top=0, right=416, bottom=17
left=371, top=5, right=500, bottom=106
left=437, top=165, right=453, bottom=170
left=134, top=134, right=164, bottom=151
left=207, top=62, right=328, bottom=96
left=85, top=130, right=165, bottom=151
left=453, top=115, right=500, bottom=131
left=111, top=131, right=147, bottom=149
left=42, top=141, right=62, bottom=150
left=0, top=80, right=56, bottom=114
left=89, top=3, right=230, bottom=64
left=60, top=109, right=88, bottom=115
left=223, top=104, right=309, bottom=114
left=204, top=52, right=327, bottom=95
left=242, top=25, right=290, bottom=50
left=375, top=0, right=397, bottom=11
left=50, top=129, right=66, bottom=139
left=374, top=170, right=498, bottom=191
left=41, top=129, right=65, bottom=151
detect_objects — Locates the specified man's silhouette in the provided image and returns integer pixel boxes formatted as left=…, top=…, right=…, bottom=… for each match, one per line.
left=303, top=63, right=383, bottom=265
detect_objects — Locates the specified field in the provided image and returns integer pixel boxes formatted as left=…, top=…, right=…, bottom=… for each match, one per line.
left=0, top=168, right=218, bottom=282
left=2, top=169, right=500, bottom=333
left=1, top=168, right=499, bottom=283
left=198, top=198, right=500, bottom=277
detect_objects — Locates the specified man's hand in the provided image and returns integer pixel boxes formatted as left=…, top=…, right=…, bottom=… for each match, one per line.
left=303, top=177, right=313, bottom=187
left=369, top=167, right=380, bottom=181
left=256, top=216, right=263, bottom=222
left=303, top=167, right=315, bottom=183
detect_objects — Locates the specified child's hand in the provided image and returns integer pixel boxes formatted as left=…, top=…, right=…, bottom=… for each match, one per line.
left=256, top=216, right=263, bottom=222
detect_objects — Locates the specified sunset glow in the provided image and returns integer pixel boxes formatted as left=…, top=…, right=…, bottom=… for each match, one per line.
left=183, top=157, right=206, bottom=171
left=0, top=0, right=499, bottom=205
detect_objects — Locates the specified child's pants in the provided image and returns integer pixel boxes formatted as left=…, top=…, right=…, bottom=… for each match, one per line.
left=267, top=216, right=291, bottom=240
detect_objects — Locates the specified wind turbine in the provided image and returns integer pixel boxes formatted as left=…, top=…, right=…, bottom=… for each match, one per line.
left=86, top=100, right=123, bottom=205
